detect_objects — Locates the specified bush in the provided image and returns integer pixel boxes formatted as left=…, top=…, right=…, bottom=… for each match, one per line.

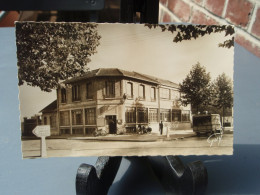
left=117, top=124, right=126, bottom=135
left=93, top=127, right=108, bottom=137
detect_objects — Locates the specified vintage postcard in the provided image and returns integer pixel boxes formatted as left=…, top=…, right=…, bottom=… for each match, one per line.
left=16, top=22, right=234, bottom=158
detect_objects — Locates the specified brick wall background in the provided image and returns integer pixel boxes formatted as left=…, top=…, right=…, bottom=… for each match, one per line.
left=159, top=0, right=260, bottom=58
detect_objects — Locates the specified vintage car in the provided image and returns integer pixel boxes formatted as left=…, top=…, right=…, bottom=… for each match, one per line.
left=193, top=114, right=222, bottom=136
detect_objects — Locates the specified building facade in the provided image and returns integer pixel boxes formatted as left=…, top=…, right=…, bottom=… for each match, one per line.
left=41, top=100, right=58, bottom=135
left=42, top=68, right=192, bottom=136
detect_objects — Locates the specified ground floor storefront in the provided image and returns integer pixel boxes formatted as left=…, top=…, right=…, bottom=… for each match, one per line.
left=56, top=105, right=192, bottom=136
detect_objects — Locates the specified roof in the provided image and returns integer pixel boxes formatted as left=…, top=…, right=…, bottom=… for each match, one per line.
left=64, top=68, right=179, bottom=88
left=134, top=72, right=179, bottom=88
left=40, top=100, right=57, bottom=113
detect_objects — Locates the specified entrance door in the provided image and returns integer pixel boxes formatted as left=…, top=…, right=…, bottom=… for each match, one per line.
left=106, top=115, right=117, bottom=134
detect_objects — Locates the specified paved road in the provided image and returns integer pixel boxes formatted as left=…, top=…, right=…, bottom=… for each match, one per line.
left=22, top=134, right=233, bottom=159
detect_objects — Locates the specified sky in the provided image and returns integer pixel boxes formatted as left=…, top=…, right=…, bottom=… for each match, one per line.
left=89, top=24, right=234, bottom=82
left=19, top=23, right=234, bottom=119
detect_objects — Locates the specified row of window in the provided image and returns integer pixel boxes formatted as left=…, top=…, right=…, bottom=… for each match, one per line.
left=61, top=81, right=116, bottom=103
left=59, top=107, right=190, bottom=127
left=125, top=108, right=190, bottom=123
left=61, top=81, right=180, bottom=103
left=126, top=82, right=180, bottom=101
left=60, top=127, right=96, bottom=135
left=60, top=108, right=96, bottom=126
left=126, top=82, right=153, bottom=100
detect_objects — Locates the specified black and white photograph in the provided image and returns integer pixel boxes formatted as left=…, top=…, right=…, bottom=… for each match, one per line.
left=16, top=22, right=234, bottom=158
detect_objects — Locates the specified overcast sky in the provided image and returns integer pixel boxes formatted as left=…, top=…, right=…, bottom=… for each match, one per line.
left=19, top=23, right=234, bottom=119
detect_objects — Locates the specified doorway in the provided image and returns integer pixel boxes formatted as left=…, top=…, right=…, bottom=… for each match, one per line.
left=106, top=115, right=117, bottom=134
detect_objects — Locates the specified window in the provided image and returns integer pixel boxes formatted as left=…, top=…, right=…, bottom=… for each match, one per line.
left=72, top=109, right=83, bottom=125
left=127, top=82, right=133, bottom=98
left=160, top=109, right=171, bottom=122
left=61, top=88, right=67, bottom=103
left=50, top=114, right=56, bottom=128
left=85, top=108, right=96, bottom=125
left=60, top=111, right=70, bottom=126
left=85, top=127, right=96, bottom=135
left=125, top=107, right=136, bottom=123
left=172, top=109, right=181, bottom=122
left=151, top=87, right=156, bottom=101
left=105, top=81, right=115, bottom=98
left=181, top=110, right=190, bottom=122
left=72, top=84, right=81, bottom=101
left=171, top=89, right=180, bottom=100
left=72, top=127, right=84, bottom=134
left=137, top=108, right=148, bottom=123
left=160, top=88, right=170, bottom=99
left=60, top=128, right=70, bottom=134
left=44, top=117, right=47, bottom=125
left=149, top=108, right=158, bottom=122
left=139, top=84, right=145, bottom=99
left=86, top=82, right=93, bottom=99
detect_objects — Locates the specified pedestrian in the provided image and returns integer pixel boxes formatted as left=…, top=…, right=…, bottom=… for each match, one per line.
left=159, top=121, right=163, bottom=135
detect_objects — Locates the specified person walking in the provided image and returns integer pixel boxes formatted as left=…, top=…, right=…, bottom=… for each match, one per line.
left=159, top=121, right=163, bottom=135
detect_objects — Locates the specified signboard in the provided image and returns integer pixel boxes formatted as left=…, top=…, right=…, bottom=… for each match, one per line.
left=32, top=125, right=50, bottom=158
left=32, top=125, right=50, bottom=137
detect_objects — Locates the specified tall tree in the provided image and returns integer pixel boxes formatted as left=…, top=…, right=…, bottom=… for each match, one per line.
left=145, top=24, right=234, bottom=48
left=16, top=22, right=101, bottom=92
left=212, top=73, right=233, bottom=123
left=179, top=62, right=212, bottom=113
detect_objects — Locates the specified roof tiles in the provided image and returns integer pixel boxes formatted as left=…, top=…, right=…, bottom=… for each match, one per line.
left=64, top=68, right=179, bottom=88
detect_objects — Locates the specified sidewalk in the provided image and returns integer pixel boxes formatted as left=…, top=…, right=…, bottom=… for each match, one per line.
left=22, top=130, right=196, bottom=142
left=68, top=130, right=196, bottom=142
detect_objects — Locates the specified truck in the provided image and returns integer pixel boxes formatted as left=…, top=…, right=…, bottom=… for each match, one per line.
left=192, top=114, right=222, bottom=136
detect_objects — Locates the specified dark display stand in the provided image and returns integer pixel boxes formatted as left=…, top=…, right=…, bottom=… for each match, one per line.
left=75, top=0, right=208, bottom=194
left=76, top=156, right=207, bottom=195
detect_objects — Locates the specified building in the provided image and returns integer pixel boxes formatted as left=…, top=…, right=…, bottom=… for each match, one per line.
left=22, top=115, right=41, bottom=136
left=40, top=100, right=58, bottom=135
left=41, top=68, right=192, bottom=136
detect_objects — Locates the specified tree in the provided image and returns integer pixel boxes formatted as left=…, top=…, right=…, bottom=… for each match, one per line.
left=211, top=73, right=233, bottom=123
left=16, top=22, right=101, bottom=92
left=179, top=62, right=212, bottom=113
left=145, top=24, right=234, bottom=48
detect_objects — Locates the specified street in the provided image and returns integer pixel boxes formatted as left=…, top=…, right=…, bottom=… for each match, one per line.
left=22, top=133, right=233, bottom=158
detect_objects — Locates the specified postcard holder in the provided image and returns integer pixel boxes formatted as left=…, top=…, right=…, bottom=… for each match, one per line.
left=76, top=156, right=207, bottom=195
left=75, top=0, right=208, bottom=194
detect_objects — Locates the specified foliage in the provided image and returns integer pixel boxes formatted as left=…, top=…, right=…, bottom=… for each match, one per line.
left=179, top=62, right=212, bottom=112
left=211, top=73, right=233, bottom=111
left=94, top=127, right=108, bottom=137
left=16, top=22, right=101, bottom=92
left=145, top=24, right=234, bottom=48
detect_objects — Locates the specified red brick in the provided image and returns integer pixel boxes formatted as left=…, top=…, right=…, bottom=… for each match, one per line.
left=162, top=12, right=173, bottom=23
left=225, top=0, right=253, bottom=28
left=205, top=0, right=226, bottom=17
left=235, top=34, right=260, bottom=58
left=191, top=10, right=219, bottom=25
left=168, top=0, right=191, bottom=22
left=251, top=7, right=260, bottom=39
left=160, top=0, right=168, bottom=6
left=192, top=0, right=203, bottom=5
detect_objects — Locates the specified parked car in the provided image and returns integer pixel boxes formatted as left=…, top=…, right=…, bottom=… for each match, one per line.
left=193, top=114, right=222, bottom=136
